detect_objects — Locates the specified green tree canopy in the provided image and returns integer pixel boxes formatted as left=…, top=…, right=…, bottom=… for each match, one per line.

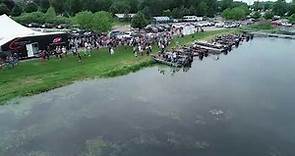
left=0, top=0, right=14, bottom=10
left=264, top=11, right=274, bottom=19
left=289, top=14, right=295, bottom=23
left=45, top=7, right=56, bottom=18
left=272, top=0, right=288, bottom=16
left=222, top=6, right=249, bottom=20
left=252, top=11, right=261, bottom=19
left=11, top=4, right=23, bottom=16
left=196, top=2, right=209, bottom=16
left=14, top=11, right=46, bottom=23
left=24, top=2, right=38, bottom=13
left=0, top=3, right=10, bottom=15
left=109, top=0, right=131, bottom=14
left=131, top=11, right=148, bottom=29
left=220, top=0, right=233, bottom=11
left=91, top=11, right=113, bottom=32
left=73, top=11, right=113, bottom=32
left=73, top=11, right=94, bottom=29
left=49, top=0, right=65, bottom=14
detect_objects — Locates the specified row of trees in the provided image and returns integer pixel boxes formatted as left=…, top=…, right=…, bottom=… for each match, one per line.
left=0, top=0, right=235, bottom=18
left=12, top=7, right=114, bottom=33
left=253, top=0, right=295, bottom=16
left=222, top=0, right=295, bottom=21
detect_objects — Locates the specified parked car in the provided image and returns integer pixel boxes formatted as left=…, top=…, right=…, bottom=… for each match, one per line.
left=161, top=24, right=171, bottom=31
left=57, top=24, right=69, bottom=29
left=156, top=25, right=165, bottom=32
left=224, top=22, right=240, bottom=28
left=27, top=23, right=41, bottom=28
left=116, top=32, right=132, bottom=39
left=145, top=25, right=158, bottom=33
left=215, top=22, right=224, bottom=28
left=109, top=31, right=121, bottom=38
left=41, top=23, right=55, bottom=28
left=281, top=22, right=292, bottom=27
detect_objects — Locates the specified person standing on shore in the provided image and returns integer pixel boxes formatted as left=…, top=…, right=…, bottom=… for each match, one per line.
left=147, top=45, right=152, bottom=55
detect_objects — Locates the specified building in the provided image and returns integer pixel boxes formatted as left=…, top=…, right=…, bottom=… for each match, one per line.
left=152, top=16, right=172, bottom=24
left=0, top=14, right=68, bottom=59
left=183, top=16, right=203, bottom=22
left=114, top=14, right=136, bottom=20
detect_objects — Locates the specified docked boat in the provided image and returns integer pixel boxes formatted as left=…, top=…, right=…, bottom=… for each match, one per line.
left=151, top=33, right=252, bottom=67
left=195, top=41, right=228, bottom=50
left=192, top=44, right=225, bottom=54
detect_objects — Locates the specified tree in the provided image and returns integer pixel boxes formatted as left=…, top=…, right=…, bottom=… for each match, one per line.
left=222, top=6, right=248, bottom=20
left=288, top=3, right=295, bottom=16
left=171, top=8, right=182, bottom=19
left=24, top=2, right=38, bottom=13
left=196, top=2, right=209, bottom=16
left=207, top=0, right=218, bottom=17
left=0, top=3, right=10, bottom=15
left=272, top=0, right=288, bottom=16
left=252, top=11, right=261, bottom=19
left=162, top=9, right=172, bottom=17
left=45, top=7, right=56, bottom=22
left=1, top=0, right=14, bottom=10
left=11, top=4, right=23, bottom=16
left=131, top=11, right=148, bottom=29
left=289, top=14, right=295, bottom=24
left=129, top=0, right=139, bottom=13
left=73, top=11, right=94, bottom=29
left=264, top=11, right=274, bottom=19
left=91, top=11, right=113, bottom=32
left=65, top=0, right=81, bottom=15
left=221, top=0, right=233, bottom=11
left=13, top=11, right=46, bottom=24
left=109, top=0, right=131, bottom=14
left=45, top=7, right=56, bottom=18
left=188, top=6, right=196, bottom=16
left=49, top=0, right=65, bottom=14
left=37, top=0, right=50, bottom=12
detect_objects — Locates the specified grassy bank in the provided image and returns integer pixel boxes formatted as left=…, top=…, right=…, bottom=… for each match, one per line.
left=0, top=29, right=237, bottom=105
left=240, top=22, right=279, bottom=33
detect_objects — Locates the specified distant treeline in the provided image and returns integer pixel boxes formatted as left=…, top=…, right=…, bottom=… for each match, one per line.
left=1, top=0, right=295, bottom=27
left=1, top=0, right=249, bottom=17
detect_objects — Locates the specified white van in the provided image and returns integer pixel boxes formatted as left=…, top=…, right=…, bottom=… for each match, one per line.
left=183, top=16, right=203, bottom=22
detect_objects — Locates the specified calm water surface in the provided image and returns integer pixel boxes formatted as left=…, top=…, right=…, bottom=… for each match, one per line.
left=1, top=37, right=295, bottom=156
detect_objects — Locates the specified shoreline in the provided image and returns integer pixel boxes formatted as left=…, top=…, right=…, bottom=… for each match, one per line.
left=246, top=31, right=295, bottom=40
left=0, top=29, right=237, bottom=105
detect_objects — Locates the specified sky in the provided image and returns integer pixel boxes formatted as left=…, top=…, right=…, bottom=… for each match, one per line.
left=238, top=0, right=292, bottom=5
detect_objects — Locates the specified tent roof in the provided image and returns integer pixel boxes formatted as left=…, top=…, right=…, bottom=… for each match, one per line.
left=0, top=14, right=65, bottom=47
left=0, top=14, right=44, bottom=46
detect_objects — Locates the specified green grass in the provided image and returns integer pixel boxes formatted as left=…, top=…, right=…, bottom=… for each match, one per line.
left=0, top=29, right=237, bottom=105
left=112, top=19, right=130, bottom=27
left=241, top=22, right=277, bottom=33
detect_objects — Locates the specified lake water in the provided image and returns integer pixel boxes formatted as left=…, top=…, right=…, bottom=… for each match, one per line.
left=1, top=37, right=295, bottom=156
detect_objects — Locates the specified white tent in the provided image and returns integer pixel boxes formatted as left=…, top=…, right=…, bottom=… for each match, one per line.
left=0, top=14, right=43, bottom=47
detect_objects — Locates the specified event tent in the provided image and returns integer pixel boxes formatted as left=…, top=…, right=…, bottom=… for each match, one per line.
left=0, top=14, right=43, bottom=47
left=0, top=14, right=68, bottom=58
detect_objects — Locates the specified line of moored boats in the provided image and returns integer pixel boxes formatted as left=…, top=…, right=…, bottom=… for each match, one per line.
left=152, top=33, right=254, bottom=67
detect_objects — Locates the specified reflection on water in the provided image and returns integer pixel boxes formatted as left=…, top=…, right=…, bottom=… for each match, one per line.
left=1, top=37, right=295, bottom=156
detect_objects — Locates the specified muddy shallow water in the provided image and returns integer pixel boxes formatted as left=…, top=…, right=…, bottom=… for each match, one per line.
left=1, top=37, right=295, bottom=156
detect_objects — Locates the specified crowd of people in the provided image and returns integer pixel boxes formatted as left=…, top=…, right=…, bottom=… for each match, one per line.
left=66, top=29, right=175, bottom=59
left=0, top=52, right=19, bottom=69
left=1, top=24, right=205, bottom=69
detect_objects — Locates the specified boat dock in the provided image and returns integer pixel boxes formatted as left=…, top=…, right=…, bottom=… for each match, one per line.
left=152, top=33, right=252, bottom=67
